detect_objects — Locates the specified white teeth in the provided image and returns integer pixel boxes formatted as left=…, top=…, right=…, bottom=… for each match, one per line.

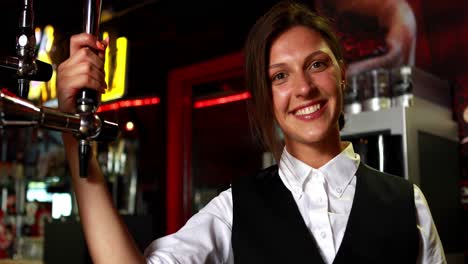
left=295, top=104, right=320, bottom=115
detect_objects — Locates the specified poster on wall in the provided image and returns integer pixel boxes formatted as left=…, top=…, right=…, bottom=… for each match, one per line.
left=314, top=0, right=467, bottom=164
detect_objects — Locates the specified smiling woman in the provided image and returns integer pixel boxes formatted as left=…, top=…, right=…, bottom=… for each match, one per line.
left=231, top=2, right=445, bottom=263
left=244, top=5, right=346, bottom=164
left=268, top=26, right=344, bottom=168
left=54, top=1, right=446, bottom=263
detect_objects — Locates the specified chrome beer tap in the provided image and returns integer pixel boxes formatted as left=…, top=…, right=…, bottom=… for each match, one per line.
left=0, top=0, right=120, bottom=176
left=75, top=0, right=104, bottom=177
left=16, top=0, right=38, bottom=98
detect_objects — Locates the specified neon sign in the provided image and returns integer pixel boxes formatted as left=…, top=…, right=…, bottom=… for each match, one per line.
left=29, top=26, right=128, bottom=103
left=101, top=31, right=128, bottom=102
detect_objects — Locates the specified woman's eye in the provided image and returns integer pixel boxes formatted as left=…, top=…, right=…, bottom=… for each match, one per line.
left=272, top=72, right=287, bottom=82
left=309, top=60, right=328, bottom=72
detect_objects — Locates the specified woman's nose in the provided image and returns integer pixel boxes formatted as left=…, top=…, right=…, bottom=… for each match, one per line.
left=294, top=71, right=316, bottom=98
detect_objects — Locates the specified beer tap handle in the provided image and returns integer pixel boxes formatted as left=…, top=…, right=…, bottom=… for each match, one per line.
left=76, top=0, right=103, bottom=178
left=16, top=0, right=37, bottom=98
left=78, top=0, right=102, bottom=112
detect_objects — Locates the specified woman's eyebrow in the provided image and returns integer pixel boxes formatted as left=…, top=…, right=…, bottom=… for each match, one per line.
left=269, top=50, right=329, bottom=69
left=304, top=50, right=329, bottom=62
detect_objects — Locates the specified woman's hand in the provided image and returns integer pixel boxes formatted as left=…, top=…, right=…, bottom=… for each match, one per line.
left=56, top=33, right=108, bottom=113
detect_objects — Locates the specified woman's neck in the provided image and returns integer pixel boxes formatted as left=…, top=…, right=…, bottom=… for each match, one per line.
left=285, top=131, right=343, bottom=169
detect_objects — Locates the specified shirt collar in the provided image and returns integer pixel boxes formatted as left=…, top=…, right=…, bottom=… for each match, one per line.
left=318, top=142, right=360, bottom=197
left=278, top=141, right=360, bottom=197
left=278, top=147, right=313, bottom=195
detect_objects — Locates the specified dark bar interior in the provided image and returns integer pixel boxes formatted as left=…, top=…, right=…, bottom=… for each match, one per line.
left=0, top=0, right=466, bottom=263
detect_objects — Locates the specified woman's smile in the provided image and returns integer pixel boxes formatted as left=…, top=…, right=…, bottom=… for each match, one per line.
left=290, top=100, right=328, bottom=121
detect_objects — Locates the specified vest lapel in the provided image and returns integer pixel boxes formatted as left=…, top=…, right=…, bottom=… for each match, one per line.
left=333, top=162, right=419, bottom=263
left=332, top=162, right=366, bottom=263
left=268, top=170, right=326, bottom=264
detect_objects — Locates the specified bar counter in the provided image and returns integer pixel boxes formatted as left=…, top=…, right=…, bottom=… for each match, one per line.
left=0, top=260, right=42, bottom=264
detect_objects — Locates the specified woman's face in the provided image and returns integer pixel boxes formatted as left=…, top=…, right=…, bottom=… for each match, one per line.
left=269, top=26, right=344, bottom=151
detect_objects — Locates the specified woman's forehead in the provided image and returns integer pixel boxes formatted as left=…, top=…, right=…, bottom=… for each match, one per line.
left=271, top=26, right=332, bottom=53
left=269, top=27, right=336, bottom=64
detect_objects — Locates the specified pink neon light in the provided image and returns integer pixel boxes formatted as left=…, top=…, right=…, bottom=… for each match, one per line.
left=193, top=91, right=251, bottom=108
left=97, top=97, right=160, bottom=112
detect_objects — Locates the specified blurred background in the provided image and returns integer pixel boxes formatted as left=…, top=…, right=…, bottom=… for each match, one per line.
left=0, top=0, right=466, bottom=263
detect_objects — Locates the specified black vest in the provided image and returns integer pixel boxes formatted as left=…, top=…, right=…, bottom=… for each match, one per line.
left=232, top=162, right=419, bottom=263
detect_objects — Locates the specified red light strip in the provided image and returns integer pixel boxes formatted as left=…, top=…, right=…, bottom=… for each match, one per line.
left=97, top=97, right=160, bottom=112
left=193, top=91, right=251, bottom=108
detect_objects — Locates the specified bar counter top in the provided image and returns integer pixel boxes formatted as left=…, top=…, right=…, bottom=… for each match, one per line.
left=0, top=260, right=42, bottom=264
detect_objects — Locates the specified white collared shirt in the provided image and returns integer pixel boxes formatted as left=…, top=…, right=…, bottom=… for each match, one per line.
left=144, top=142, right=446, bottom=264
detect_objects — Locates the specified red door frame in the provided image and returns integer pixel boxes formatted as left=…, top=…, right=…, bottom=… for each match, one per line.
left=166, top=51, right=244, bottom=234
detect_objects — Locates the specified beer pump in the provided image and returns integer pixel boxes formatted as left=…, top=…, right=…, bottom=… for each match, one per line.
left=16, top=0, right=38, bottom=98
left=0, top=0, right=120, bottom=175
left=76, top=0, right=104, bottom=178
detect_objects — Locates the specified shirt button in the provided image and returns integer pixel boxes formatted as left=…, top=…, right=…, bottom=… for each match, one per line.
left=336, top=187, right=343, bottom=193
left=318, top=197, right=323, bottom=203
left=320, top=231, right=327, bottom=239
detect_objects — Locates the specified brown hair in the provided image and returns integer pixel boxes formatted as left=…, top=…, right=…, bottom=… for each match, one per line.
left=244, top=0, right=345, bottom=162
